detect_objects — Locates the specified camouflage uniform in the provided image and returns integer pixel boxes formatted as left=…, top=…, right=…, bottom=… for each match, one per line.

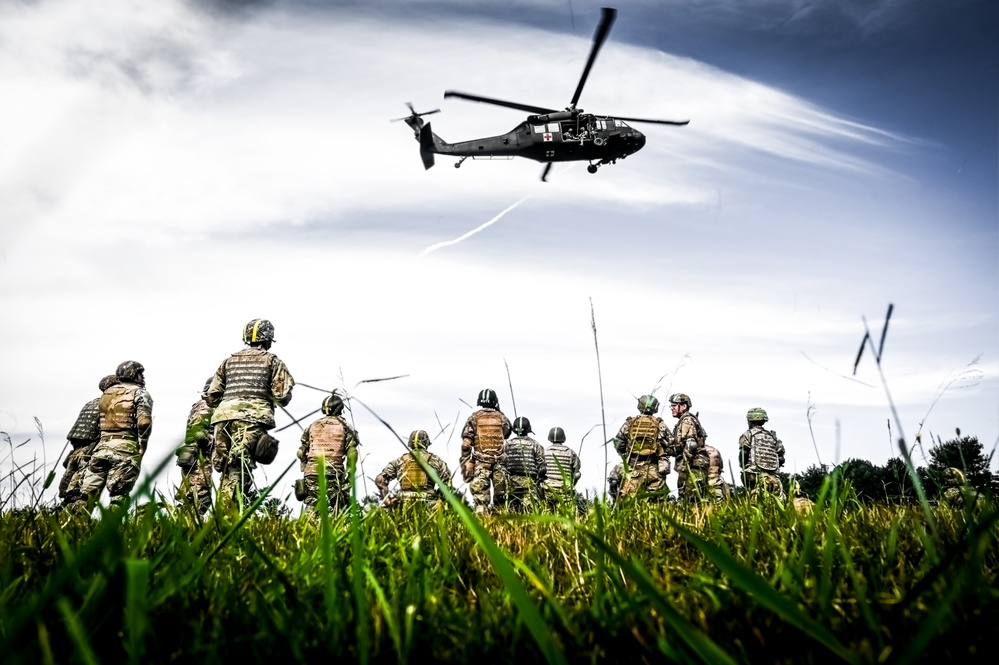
left=496, top=434, right=547, bottom=512
left=607, top=463, right=624, bottom=503
left=376, top=433, right=452, bottom=508
left=676, top=443, right=728, bottom=504
left=672, top=411, right=710, bottom=503
left=207, top=329, right=294, bottom=508
left=60, top=375, right=119, bottom=506
left=175, top=384, right=215, bottom=514
left=460, top=392, right=513, bottom=513
left=543, top=433, right=581, bottom=511
left=739, top=422, right=786, bottom=501
left=613, top=397, right=673, bottom=501
left=296, top=410, right=359, bottom=512
left=78, top=362, right=153, bottom=508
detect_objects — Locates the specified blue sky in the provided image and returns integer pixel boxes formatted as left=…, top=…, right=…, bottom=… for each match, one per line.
left=1, top=0, right=996, bottom=505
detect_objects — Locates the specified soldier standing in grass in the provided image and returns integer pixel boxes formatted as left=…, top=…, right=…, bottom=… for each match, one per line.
left=76, top=361, right=153, bottom=509
left=940, top=467, right=983, bottom=510
left=607, top=462, right=624, bottom=503
left=175, top=378, right=215, bottom=514
left=295, top=393, right=358, bottom=512
left=543, top=426, right=582, bottom=511
left=376, top=430, right=453, bottom=508
left=738, top=407, right=786, bottom=501
left=460, top=388, right=513, bottom=514
left=59, top=374, right=119, bottom=508
left=207, top=319, right=294, bottom=508
left=669, top=393, right=711, bottom=503
left=612, top=394, right=673, bottom=500
left=496, top=416, right=547, bottom=512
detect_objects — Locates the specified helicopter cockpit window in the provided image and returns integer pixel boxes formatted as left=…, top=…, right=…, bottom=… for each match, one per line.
left=533, top=124, right=561, bottom=133
left=615, top=119, right=629, bottom=128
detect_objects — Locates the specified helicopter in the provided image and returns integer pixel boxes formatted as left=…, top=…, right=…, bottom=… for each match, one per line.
left=392, top=7, right=689, bottom=182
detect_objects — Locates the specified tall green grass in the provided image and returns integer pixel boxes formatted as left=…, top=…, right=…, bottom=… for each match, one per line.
left=1, top=457, right=995, bottom=664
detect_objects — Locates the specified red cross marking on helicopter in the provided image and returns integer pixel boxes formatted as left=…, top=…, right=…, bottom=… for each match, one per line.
left=543, top=133, right=553, bottom=142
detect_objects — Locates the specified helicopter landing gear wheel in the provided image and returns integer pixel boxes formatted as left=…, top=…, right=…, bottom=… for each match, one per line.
left=587, top=164, right=599, bottom=174
left=455, top=156, right=468, bottom=169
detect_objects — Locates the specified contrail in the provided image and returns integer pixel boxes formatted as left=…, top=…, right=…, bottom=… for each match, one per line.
left=419, top=196, right=529, bottom=257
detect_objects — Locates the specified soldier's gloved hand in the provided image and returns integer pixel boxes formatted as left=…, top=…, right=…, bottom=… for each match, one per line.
left=462, top=461, right=474, bottom=482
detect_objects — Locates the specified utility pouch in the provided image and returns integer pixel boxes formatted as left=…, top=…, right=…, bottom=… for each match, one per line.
left=294, top=478, right=307, bottom=501
left=255, top=433, right=280, bottom=465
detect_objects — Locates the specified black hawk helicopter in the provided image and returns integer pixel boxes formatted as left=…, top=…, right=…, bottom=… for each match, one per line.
left=392, top=7, right=689, bottom=182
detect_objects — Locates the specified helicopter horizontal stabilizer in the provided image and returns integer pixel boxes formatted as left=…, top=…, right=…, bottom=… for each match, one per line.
left=419, top=123, right=436, bottom=170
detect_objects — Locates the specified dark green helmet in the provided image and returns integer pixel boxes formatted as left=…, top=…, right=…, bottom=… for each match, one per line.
left=669, top=393, right=691, bottom=408
left=512, top=416, right=533, bottom=436
left=746, top=407, right=768, bottom=422
left=243, top=318, right=275, bottom=344
left=202, top=377, right=213, bottom=393
left=637, top=394, right=660, bottom=415
left=322, top=393, right=345, bottom=416
left=477, top=388, right=499, bottom=409
left=115, top=360, right=145, bottom=384
left=548, top=426, right=566, bottom=444
left=408, top=430, right=431, bottom=450
left=98, top=374, right=120, bottom=392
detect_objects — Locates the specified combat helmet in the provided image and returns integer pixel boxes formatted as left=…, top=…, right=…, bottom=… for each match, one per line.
left=637, top=394, right=660, bottom=415
left=322, top=393, right=345, bottom=416
left=548, top=426, right=566, bottom=444
left=669, top=393, right=691, bottom=408
left=408, top=430, right=431, bottom=450
left=512, top=416, right=533, bottom=436
left=942, top=467, right=966, bottom=487
left=476, top=388, right=499, bottom=409
left=98, top=374, right=120, bottom=392
left=115, top=361, right=145, bottom=384
left=746, top=407, right=768, bottom=423
left=242, top=318, right=275, bottom=344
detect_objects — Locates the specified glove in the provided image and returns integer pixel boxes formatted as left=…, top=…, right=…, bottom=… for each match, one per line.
left=462, top=460, right=475, bottom=482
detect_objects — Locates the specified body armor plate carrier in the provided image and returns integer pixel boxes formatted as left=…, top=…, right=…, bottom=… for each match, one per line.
left=305, top=417, right=348, bottom=475
left=473, top=410, right=506, bottom=461
left=399, top=454, right=431, bottom=491
left=750, top=429, right=781, bottom=472
left=627, top=415, right=662, bottom=457
left=221, top=349, right=273, bottom=401
left=99, top=384, right=139, bottom=435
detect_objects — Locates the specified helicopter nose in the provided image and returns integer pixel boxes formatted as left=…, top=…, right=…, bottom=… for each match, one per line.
left=634, top=132, right=646, bottom=150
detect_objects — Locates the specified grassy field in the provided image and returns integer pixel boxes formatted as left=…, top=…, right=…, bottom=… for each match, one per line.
left=1, top=455, right=996, bottom=665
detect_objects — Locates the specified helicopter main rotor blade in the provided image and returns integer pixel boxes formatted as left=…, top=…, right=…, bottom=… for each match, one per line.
left=570, top=6, right=616, bottom=109
left=613, top=115, right=690, bottom=126
left=444, top=90, right=556, bottom=115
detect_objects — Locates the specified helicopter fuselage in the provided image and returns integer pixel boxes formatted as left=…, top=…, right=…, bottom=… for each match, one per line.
left=424, top=114, right=646, bottom=165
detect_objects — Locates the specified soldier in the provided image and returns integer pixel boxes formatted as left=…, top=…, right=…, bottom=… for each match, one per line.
left=612, top=394, right=673, bottom=500
left=76, top=361, right=153, bottom=509
left=496, top=416, right=547, bottom=512
left=788, top=479, right=814, bottom=514
left=375, top=430, right=453, bottom=508
left=940, top=467, right=983, bottom=510
left=738, top=407, right=786, bottom=501
left=207, top=318, right=295, bottom=508
left=607, top=462, right=624, bottom=504
left=669, top=393, right=711, bottom=503
left=175, top=378, right=215, bottom=514
left=59, top=374, right=119, bottom=507
left=459, top=388, right=513, bottom=514
left=296, top=393, right=358, bottom=512
left=542, top=426, right=581, bottom=511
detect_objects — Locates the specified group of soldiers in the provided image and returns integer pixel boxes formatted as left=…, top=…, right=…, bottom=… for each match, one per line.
left=57, top=317, right=980, bottom=515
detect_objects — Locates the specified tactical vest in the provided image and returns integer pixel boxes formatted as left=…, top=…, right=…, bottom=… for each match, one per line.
left=100, top=384, right=140, bottom=434
left=545, top=444, right=579, bottom=487
left=502, top=438, right=540, bottom=477
left=67, top=398, right=102, bottom=445
left=473, top=409, right=507, bottom=460
left=706, top=447, right=724, bottom=480
left=305, top=416, right=349, bottom=475
left=626, top=415, right=662, bottom=457
left=749, top=429, right=781, bottom=472
left=399, top=454, right=431, bottom=491
left=221, top=349, right=273, bottom=401
left=677, top=414, right=707, bottom=447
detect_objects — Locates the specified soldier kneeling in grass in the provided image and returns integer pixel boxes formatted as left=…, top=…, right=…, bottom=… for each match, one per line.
left=376, top=430, right=453, bottom=508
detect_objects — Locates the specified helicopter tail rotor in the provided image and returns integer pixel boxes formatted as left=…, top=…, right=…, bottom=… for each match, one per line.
left=391, top=102, right=441, bottom=139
